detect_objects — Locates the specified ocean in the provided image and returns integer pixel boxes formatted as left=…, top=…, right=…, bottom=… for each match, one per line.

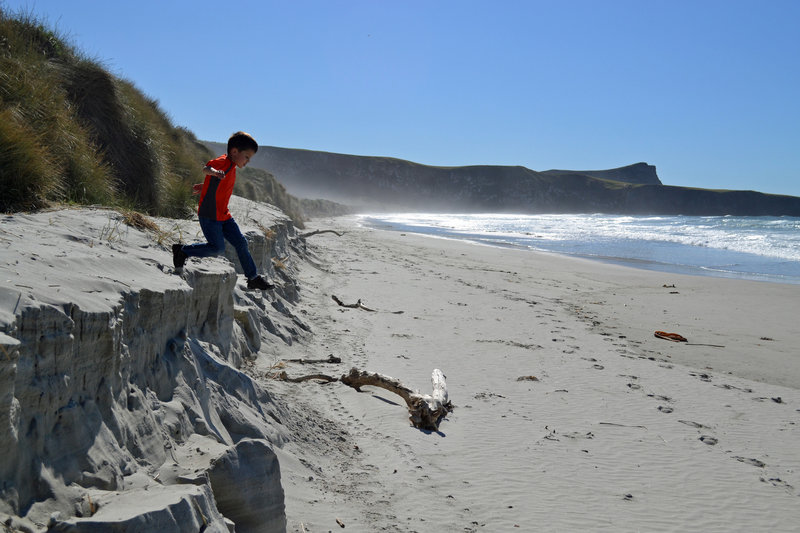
left=358, top=213, right=800, bottom=285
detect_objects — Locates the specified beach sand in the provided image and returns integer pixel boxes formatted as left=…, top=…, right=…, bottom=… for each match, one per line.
left=267, top=216, right=800, bottom=532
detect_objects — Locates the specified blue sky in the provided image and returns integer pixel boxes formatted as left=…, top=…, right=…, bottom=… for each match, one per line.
left=4, top=0, right=799, bottom=196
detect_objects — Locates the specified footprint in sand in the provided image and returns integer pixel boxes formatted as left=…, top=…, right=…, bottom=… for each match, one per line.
left=763, top=477, right=794, bottom=490
left=657, top=406, right=674, bottom=414
left=563, top=431, right=595, bottom=440
left=699, top=435, right=718, bottom=445
left=715, top=383, right=754, bottom=393
left=648, top=394, right=673, bottom=402
left=733, top=456, right=766, bottom=468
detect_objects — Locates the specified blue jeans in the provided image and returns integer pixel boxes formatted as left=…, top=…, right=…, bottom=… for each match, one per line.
left=182, top=217, right=258, bottom=279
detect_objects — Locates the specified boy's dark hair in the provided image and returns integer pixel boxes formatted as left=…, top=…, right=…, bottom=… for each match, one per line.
left=227, top=131, right=259, bottom=153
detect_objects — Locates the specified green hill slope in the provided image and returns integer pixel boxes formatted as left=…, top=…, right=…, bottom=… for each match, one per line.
left=0, top=8, right=319, bottom=226
left=0, top=9, right=215, bottom=216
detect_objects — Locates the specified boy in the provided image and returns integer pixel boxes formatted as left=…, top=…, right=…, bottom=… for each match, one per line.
left=172, top=131, right=274, bottom=291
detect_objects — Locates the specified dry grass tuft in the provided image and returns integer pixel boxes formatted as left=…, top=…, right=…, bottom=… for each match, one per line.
left=121, top=210, right=160, bottom=232
left=263, top=360, right=287, bottom=379
left=119, top=209, right=184, bottom=246
left=253, top=221, right=277, bottom=241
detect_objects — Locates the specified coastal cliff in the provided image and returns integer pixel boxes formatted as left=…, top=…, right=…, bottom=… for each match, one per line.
left=0, top=197, right=303, bottom=532
left=215, top=143, right=800, bottom=216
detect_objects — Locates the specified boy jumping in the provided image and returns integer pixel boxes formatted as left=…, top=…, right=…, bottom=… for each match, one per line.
left=173, top=131, right=274, bottom=291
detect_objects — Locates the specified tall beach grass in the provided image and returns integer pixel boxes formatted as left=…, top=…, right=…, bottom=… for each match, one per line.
left=0, top=8, right=211, bottom=215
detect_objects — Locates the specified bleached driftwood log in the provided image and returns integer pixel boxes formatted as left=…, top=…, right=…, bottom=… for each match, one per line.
left=276, top=367, right=452, bottom=430
left=340, top=368, right=451, bottom=431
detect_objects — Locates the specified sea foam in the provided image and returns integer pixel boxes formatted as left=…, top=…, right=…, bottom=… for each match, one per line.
left=359, top=213, right=800, bottom=284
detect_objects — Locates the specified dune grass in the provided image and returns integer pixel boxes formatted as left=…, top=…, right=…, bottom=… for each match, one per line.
left=0, top=8, right=211, bottom=215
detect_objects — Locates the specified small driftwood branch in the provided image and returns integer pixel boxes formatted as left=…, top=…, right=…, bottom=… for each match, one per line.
left=686, top=343, right=726, bottom=348
left=296, top=229, right=344, bottom=239
left=276, top=371, right=337, bottom=383
left=331, top=295, right=377, bottom=312
left=331, top=295, right=404, bottom=314
left=285, top=355, right=342, bottom=364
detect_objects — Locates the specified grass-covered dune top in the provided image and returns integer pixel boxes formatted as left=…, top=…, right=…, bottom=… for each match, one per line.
left=0, top=9, right=212, bottom=217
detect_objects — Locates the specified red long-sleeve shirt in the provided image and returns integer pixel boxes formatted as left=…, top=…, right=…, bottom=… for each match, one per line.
left=197, top=155, right=236, bottom=221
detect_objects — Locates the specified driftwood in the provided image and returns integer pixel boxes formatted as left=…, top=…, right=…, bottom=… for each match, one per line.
left=331, top=295, right=376, bottom=312
left=277, top=366, right=452, bottom=431
left=276, top=371, right=338, bottom=384
left=296, top=229, right=344, bottom=239
left=331, top=295, right=404, bottom=314
left=342, top=368, right=451, bottom=431
left=285, top=355, right=342, bottom=364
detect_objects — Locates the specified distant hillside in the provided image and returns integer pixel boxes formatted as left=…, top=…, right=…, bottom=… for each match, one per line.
left=202, top=143, right=352, bottom=223
left=234, top=166, right=352, bottom=228
left=208, top=143, right=800, bottom=216
left=540, top=164, right=661, bottom=185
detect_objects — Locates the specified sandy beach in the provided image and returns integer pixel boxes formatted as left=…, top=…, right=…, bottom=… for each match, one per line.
left=1, top=207, right=798, bottom=532
left=269, top=216, right=800, bottom=532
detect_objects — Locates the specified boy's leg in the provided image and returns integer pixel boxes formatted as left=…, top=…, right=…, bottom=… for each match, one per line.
left=183, top=217, right=226, bottom=258
left=221, top=218, right=258, bottom=280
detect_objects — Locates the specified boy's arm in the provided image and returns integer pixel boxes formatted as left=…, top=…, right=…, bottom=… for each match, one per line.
left=196, top=160, right=227, bottom=194
left=203, top=165, right=226, bottom=178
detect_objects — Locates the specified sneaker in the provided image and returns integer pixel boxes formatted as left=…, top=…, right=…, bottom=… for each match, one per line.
left=247, top=275, right=275, bottom=290
left=172, top=244, right=188, bottom=269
